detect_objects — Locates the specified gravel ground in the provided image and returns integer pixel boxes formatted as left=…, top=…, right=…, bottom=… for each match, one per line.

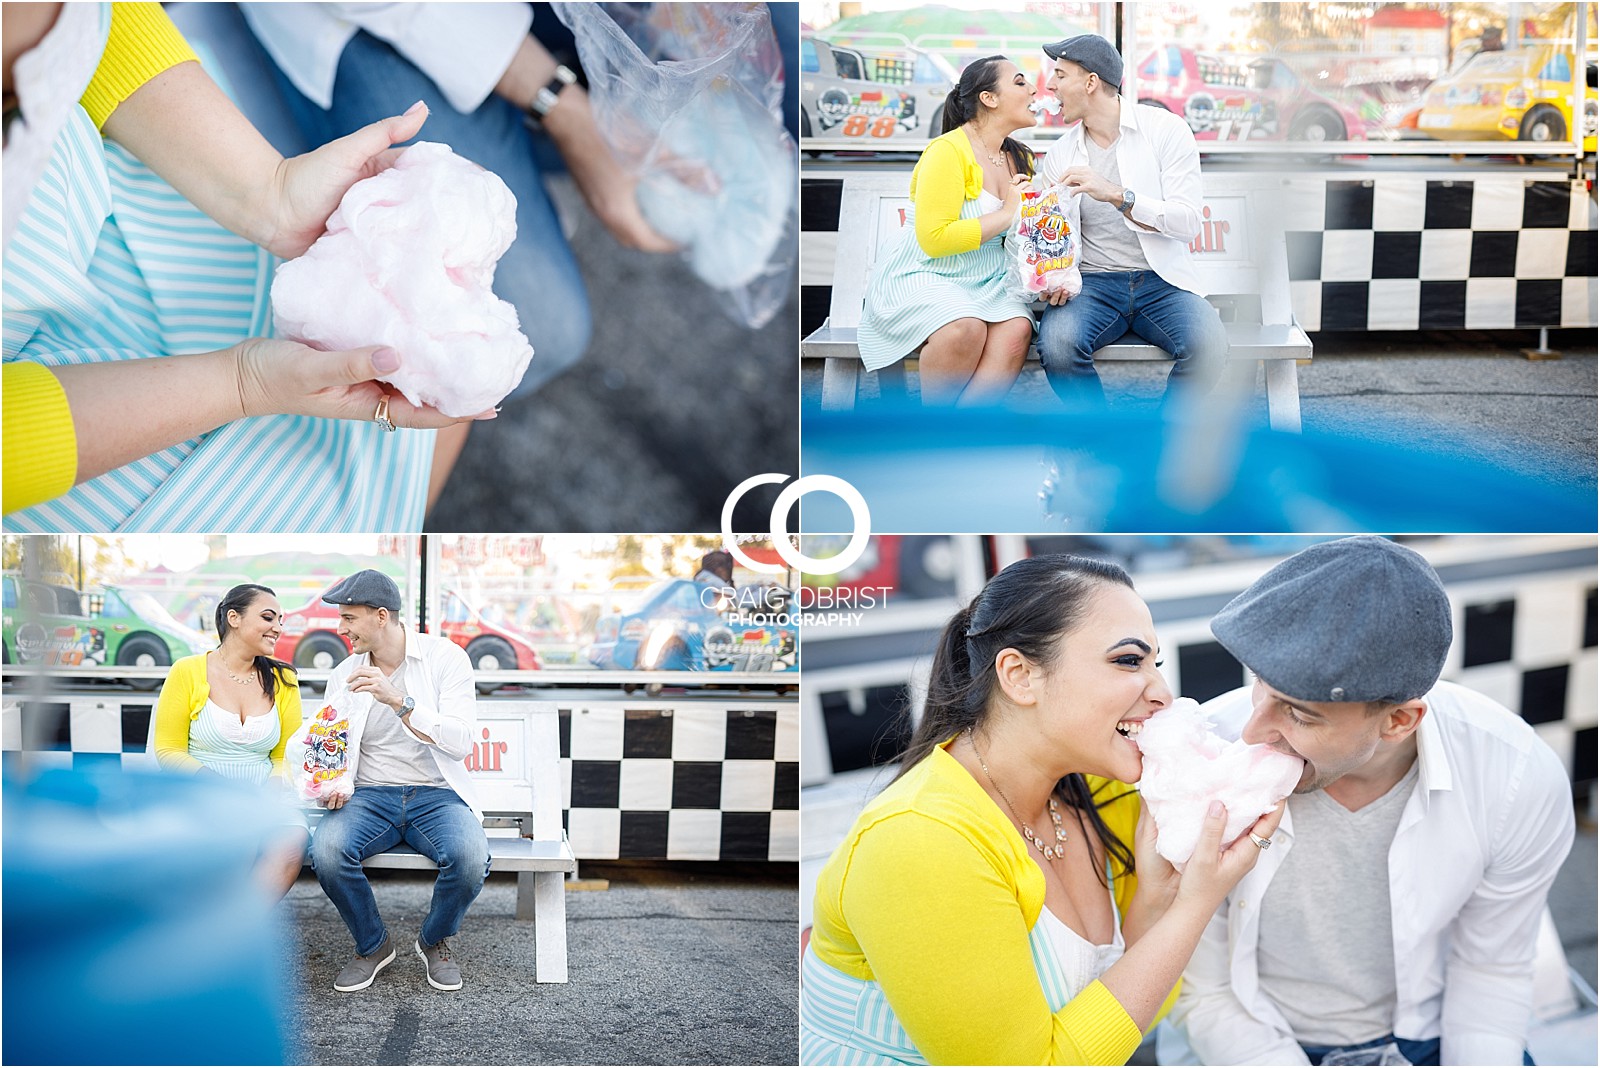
left=279, top=860, right=797, bottom=1065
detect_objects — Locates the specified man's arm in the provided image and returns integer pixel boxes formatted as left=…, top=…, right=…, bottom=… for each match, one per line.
left=1439, top=743, right=1576, bottom=1066
left=399, top=645, right=476, bottom=760
left=1168, top=902, right=1311, bottom=1065
left=1125, top=112, right=1203, bottom=243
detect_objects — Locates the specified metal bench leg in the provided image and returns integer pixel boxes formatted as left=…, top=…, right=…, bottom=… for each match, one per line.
left=532, top=870, right=569, bottom=983
left=516, top=870, right=536, bottom=920
left=1263, top=360, right=1303, bottom=433
left=820, top=357, right=860, bottom=411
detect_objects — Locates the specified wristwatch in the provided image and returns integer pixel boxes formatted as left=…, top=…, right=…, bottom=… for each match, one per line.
left=398, top=695, right=415, bottom=716
left=1119, top=188, right=1136, bottom=214
left=524, top=63, right=577, bottom=127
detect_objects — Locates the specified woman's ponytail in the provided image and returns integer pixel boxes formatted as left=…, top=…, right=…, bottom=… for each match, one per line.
left=893, top=598, right=984, bottom=780
left=941, top=85, right=967, bottom=130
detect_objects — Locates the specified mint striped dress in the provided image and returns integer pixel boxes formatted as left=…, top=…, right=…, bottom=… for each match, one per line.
left=188, top=699, right=280, bottom=786
left=799, top=865, right=1126, bottom=1064
left=857, top=189, right=1034, bottom=372
left=2, top=104, right=433, bottom=532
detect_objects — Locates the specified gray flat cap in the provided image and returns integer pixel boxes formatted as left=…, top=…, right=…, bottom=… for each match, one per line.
left=322, top=569, right=402, bottom=612
left=1043, top=34, right=1123, bottom=89
left=1211, top=536, right=1452, bottom=704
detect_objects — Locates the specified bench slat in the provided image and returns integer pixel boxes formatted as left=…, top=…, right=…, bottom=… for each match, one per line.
left=362, top=836, right=577, bottom=873
left=807, top=174, right=1310, bottom=431
left=803, top=321, right=1312, bottom=361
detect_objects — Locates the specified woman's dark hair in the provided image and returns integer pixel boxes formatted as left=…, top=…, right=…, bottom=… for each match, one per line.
left=897, top=554, right=1139, bottom=884
left=215, top=583, right=294, bottom=700
left=942, top=55, right=1036, bottom=177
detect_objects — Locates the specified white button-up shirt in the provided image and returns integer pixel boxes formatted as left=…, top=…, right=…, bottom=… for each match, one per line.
left=322, top=627, right=484, bottom=818
left=1169, top=681, right=1575, bottom=1066
left=1039, top=95, right=1206, bottom=295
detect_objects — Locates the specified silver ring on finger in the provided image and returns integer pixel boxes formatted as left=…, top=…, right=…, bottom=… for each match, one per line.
left=1248, top=831, right=1273, bottom=850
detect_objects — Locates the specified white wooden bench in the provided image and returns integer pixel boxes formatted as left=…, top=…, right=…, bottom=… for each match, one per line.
left=802, top=173, right=1312, bottom=431
left=346, top=701, right=576, bottom=983
left=150, top=698, right=578, bottom=983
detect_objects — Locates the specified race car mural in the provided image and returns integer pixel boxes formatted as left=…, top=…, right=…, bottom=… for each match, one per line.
left=1135, top=45, right=1366, bottom=142
left=801, top=35, right=956, bottom=141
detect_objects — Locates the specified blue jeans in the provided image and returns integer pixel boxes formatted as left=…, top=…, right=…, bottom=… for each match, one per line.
left=264, top=29, right=593, bottom=400
left=311, top=786, right=490, bottom=956
left=1036, top=270, right=1228, bottom=409
left=1300, top=1035, right=1534, bottom=1065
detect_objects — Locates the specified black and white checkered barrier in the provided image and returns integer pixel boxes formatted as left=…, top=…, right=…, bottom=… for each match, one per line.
left=1, top=694, right=799, bottom=863
left=801, top=169, right=1599, bottom=334
left=801, top=538, right=1597, bottom=796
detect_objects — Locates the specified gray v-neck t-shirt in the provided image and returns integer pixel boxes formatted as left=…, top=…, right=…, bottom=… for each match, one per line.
left=1256, top=760, right=1421, bottom=1045
left=1078, top=134, right=1151, bottom=274
left=354, top=660, right=447, bottom=788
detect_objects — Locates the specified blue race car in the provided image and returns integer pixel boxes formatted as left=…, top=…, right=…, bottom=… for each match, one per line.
left=586, top=579, right=797, bottom=673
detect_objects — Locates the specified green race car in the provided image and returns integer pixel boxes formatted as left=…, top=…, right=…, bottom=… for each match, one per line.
left=2, top=575, right=210, bottom=688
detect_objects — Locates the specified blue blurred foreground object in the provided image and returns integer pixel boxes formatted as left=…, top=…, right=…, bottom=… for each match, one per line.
left=801, top=405, right=1594, bottom=533
left=3, top=766, right=290, bottom=1065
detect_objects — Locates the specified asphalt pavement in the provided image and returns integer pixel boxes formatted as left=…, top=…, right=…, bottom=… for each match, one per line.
left=428, top=177, right=801, bottom=533
left=802, top=329, right=1598, bottom=498
left=277, top=861, right=797, bottom=1065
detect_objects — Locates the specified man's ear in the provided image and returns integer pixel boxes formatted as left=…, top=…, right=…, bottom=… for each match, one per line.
left=993, top=647, right=1038, bottom=706
left=1380, top=700, right=1427, bottom=742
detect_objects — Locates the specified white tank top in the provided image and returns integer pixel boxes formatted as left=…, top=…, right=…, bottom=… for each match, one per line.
left=1035, top=880, right=1127, bottom=997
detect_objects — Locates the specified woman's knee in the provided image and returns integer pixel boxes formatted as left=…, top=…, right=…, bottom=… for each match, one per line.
left=931, top=317, right=987, bottom=352
left=996, top=318, right=1034, bottom=358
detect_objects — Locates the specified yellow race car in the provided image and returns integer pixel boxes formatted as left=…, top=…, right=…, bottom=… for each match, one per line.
left=1416, top=45, right=1597, bottom=151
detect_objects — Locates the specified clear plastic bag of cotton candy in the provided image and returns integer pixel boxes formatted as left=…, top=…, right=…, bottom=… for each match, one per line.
left=556, top=2, right=796, bottom=329
left=1004, top=178, right=1083, bottom=304
left=270, top=142, right=534, bottom=418
left=1134, top=697, right=1302, bottom=868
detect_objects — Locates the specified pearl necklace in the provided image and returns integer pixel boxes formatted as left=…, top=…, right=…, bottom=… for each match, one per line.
left=967, top=728, right=1069, bottom=860
left=215, top=650, right=258, bottom=687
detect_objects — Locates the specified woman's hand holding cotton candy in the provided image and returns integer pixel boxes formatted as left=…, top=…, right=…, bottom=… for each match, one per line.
left=258, top=101, right=431, bottom=260
left=1173, top=799, right=1284, bottom=913
left=232, top=338, right=493, bottom=428
left=269, top=142, right=535, bottom=417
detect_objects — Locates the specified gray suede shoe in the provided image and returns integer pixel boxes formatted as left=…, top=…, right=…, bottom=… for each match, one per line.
left=415, top=938, right=462, bottom=991
left=333, top=935, right=395, bottom=992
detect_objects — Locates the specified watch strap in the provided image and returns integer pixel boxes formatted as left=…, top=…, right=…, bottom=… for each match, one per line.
left=527, top=64, right=577, bottom=120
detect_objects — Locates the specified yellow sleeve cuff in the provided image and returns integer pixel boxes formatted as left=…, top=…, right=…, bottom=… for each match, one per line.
left=3, top=362, right=78, bottom=515
left=1053, top=979, right=1144, bottom=1065
left=81, top=2, right=199, bottom=129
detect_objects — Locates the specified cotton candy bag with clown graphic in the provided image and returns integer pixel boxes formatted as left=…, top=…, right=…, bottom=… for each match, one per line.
left=288, top=691, right=363, bottom=802
left=1004, top=180, right=1082, bottom=302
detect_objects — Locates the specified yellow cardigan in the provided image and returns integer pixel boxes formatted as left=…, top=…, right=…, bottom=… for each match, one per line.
left=3, top=2, right=197, bottom=516
left=809, top=741, right=1179, bottom=1065
left=909, top=128, right=989, bottom=258
left=153, top=653, right=303, bottom=776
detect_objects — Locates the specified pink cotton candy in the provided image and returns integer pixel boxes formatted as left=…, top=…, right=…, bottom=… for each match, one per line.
left=270, top=141, right=534, bottom=417
left=1135, top=697, right=1303, bottom=867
